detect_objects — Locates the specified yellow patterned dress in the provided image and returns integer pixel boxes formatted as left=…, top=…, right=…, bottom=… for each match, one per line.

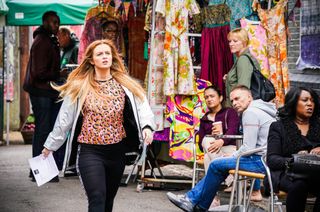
left=254, top=0, right=289, bottom=107
left=156, top=0, right=200, bottom=95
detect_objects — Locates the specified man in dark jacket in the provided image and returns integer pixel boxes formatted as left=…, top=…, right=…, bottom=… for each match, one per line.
left=56, top=27, right=79, bottom=176
left=24, top=11, right=66, bottom=181
left=58, top=27, right=79, bottom=68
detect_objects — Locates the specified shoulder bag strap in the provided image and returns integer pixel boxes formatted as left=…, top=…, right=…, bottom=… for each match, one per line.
left=242, top=54, right=257, bottom=70
left=224, top=109, right=229, bottom=130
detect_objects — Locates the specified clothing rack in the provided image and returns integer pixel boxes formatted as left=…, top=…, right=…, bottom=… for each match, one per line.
left=142, top=0, right=274, bottom=187
left=143, top=0, right=204, bottom=187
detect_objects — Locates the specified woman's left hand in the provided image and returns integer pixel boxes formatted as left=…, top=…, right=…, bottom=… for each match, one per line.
left=142, top=128, right=153, bottom=145
left=310, top=147, right=320, bottom=155
left=207, top=139, right=224, bottom=153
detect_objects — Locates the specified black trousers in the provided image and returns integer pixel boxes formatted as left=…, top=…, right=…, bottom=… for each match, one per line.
left=77, top=142, right=125, bottom=212
left=30, top=95, right=65, bottom=170
left=279, top=175, right=320, bottom=212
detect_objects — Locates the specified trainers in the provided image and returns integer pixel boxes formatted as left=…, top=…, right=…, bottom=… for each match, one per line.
left=167, top=192, right=194, bottom=212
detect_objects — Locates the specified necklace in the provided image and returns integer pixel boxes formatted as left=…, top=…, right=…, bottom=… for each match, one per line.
left=95, top=75, right=112, bottom=81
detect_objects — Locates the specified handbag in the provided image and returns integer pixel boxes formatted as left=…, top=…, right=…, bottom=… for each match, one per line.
left=286, top=154, right=320, bottom=179
left=242, top=55, right=276, bottom=102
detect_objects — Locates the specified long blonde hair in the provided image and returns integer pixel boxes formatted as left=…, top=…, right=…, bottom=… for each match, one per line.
left=52, top=39, right=145, bottom=104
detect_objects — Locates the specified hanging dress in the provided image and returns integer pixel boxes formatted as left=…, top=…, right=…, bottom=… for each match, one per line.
left=240, top=18, right=270, bottom=78
left=146, top=13, right=166, bottom=107
left=209, top=0, right=258, bottom=29
left=156, top=0, right=200, bottom=95
left=165, top=79, right=210, bottom=161
left=78, top=5, right=125, bottom=63
left=198, top=1, right=233, bottom=98
left=254, top=0, right=289, bottom=107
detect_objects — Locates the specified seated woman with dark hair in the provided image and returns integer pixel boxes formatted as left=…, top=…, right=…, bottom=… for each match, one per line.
left=199, top=85, right=240, bottom=172
left=198, top=85, right=240, bottom=206
left=267, top=87, right=320, bottom=212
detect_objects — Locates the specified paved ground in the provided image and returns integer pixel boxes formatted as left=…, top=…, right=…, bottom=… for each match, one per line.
left=0, top=132, right=182, bottom=212
left=0, top=132, right=281, bottom=212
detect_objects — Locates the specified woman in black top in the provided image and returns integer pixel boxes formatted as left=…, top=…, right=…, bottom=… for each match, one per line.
left=267, top=87, right=320, bottom=212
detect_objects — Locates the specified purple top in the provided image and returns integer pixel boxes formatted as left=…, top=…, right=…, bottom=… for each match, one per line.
left=198, top=107, right=240, bottom=152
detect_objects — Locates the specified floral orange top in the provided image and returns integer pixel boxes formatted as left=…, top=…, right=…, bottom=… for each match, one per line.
left=78, top=78, right=126, bottom=145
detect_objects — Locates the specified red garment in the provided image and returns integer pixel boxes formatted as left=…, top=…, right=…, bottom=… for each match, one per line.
left=200, top=25, right=233, bottom=98
left=78, top=17, right=104, bottom=63
left=78, top=15, right=125, bottom=63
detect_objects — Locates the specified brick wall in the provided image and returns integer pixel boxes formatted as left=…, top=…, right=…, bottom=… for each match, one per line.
left=287, top=0, right=320, bottom=94
left=287, top=0, right=300, bottom=74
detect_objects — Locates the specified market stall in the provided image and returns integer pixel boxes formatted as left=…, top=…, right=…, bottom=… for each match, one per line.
left=140, top=0, right=293, bottom=188
left=3, top=0, right=298, bottom=190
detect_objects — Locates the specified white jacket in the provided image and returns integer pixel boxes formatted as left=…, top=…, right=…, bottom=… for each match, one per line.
left=44, top=86, right=156, bottom=173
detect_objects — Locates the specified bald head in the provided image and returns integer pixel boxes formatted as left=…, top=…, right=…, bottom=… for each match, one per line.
left=230, top=85, right=253, bottom=113
left=58, top=27, right=71, bottom=48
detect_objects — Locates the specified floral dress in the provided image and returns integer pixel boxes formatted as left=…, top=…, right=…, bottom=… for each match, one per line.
left=156, top=0, right=200, bottom=95
left=240, top=18, right=270, bottom=78
left=254, top=0, right=289, bottom=107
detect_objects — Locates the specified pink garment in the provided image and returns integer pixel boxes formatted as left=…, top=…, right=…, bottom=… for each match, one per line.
left=78, top=17, right=104, bottom=63
left=200, top=25, right=233, bottom=98
left=240, top=18, right=270, bottom=78
left=78, top=15, right=125, bottom=63
left=148, top=15, right=166, bottom=106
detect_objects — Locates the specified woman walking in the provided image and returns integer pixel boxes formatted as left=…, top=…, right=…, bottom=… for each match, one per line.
left=42, top=39, right=155, bottom=212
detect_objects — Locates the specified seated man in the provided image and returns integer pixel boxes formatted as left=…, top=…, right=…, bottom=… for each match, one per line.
left=167, top=85, right=276, bottom=211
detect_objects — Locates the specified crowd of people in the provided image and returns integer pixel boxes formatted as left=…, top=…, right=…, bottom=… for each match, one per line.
left=23, top=10, right=320, bottom=212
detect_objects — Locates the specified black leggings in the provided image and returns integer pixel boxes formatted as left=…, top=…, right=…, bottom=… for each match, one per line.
left=279, top=175, right=320, bottom=212
left=77, top=142, right=125, bottom=212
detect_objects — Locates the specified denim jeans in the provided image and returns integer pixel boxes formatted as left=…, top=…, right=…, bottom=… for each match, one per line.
left=30, top=95, right=65, bottom=170
left=187, top=155, right=265, bottom=209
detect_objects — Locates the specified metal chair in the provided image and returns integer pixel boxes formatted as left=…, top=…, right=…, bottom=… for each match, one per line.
left=261, top=154, right=286, bottom=212
left=228, top=146, right=268, bottom=212
left=192, top=134, right=243, bottom=188
left=192, top=133, right=205, bottom=188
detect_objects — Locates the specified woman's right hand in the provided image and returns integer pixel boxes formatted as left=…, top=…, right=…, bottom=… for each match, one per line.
left=42, top=148, right=53, bottom=158
left=223, top=74, right=228, bottom=82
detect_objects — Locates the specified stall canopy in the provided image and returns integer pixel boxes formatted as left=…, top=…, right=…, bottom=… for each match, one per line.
left=0, top=0, right=8, bottom=15
left=6, top=0, right=98, bottom=25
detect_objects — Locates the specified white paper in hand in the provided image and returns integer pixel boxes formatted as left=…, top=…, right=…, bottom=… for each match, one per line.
left=28, top=152, right=59, bottom=186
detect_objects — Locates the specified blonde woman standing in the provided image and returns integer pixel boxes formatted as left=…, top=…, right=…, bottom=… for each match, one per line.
left=41, top=39, right=155, bottom=212
left=225, top=28, right=261, bottom=106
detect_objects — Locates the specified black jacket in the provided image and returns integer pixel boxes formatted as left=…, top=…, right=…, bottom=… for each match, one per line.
left=60, top=33, right=79, bottom=68
left=267, top=120, right=320, bottom=192
left=23, top=26, right=60, bottom=98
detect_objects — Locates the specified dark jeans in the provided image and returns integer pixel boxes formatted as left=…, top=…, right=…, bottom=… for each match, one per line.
left=30, top=95, right=65, bottom=170
left=279, top=175, right=320, bottom=212
left=77, top=142, right=125, bottom=212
